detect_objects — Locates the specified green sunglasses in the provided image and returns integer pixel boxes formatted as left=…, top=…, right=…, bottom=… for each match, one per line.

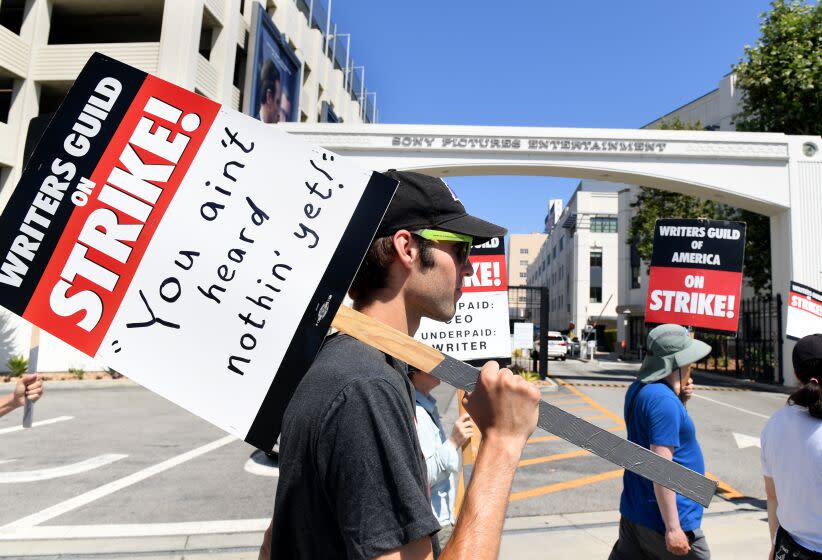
left=413, top=229, right=474, bottom=264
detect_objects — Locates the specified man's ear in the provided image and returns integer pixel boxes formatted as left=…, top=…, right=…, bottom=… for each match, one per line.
left=392, top=230, right=416, bottom=271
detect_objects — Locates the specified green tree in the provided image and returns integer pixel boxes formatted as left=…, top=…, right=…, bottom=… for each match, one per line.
left=628, top=119, right=772, bottom=294
left=733, top=0, right=822, bottom=135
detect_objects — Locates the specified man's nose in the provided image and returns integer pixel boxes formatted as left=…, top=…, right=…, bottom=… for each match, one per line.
left=461, top=260, right=474, bottom=277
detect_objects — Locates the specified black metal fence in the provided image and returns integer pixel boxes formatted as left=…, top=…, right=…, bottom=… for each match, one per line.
left=694, top=294, right=783, bottom=384
left=507, top=285, right=548, bottom=378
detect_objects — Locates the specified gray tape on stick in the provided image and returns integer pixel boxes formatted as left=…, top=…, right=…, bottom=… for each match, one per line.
left=22, top=400, right=33, bottom=428
left=428, top=354, right=717, bottom=508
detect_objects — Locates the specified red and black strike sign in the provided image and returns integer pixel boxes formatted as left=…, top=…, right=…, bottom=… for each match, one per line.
left=645, top=219, right=746, bottom=334
left=0, top=53, right=220, bottom=355
left=786, top=281, right=822, bottom=341
left=463, top=236, right=507, bottom=293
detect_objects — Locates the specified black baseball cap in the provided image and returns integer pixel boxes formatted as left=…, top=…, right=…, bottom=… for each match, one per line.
left=376, top=170, right=507, bottom=245
left=792, top=333, right=822, bottom=381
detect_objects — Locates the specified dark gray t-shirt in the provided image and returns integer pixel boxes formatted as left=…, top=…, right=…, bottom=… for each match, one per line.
left=270, top=334, right=440, bottom=559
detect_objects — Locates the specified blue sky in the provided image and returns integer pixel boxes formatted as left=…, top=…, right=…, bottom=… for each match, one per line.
left=330, top=0, right=775, bottom=234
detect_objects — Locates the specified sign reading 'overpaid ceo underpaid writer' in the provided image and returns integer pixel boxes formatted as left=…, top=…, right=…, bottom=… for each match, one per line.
left=0, top=53, right=396, bottom=450
left=645, top=218, right=746, bottom=335
left=416, top=236, right=510, bottom=361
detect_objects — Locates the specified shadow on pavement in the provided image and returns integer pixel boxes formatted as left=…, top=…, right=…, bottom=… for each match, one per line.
left=548, top=372, right=636, bottom=384
left=723, top=496, right=767, bottom=510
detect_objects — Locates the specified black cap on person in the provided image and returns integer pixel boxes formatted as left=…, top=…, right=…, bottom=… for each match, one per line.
left=792, top=334, right=822, bottom=383
left=376, top=170, right=507, bottom=245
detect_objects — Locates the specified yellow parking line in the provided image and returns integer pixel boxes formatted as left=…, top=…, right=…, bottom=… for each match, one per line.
left=510, top=469, right=624, bottom=502
left=555, top=379, right=626, bottom=428
left=563, top=404, right=595, bottom=412
left=705, top=471, right=745, bottom=499
left=519, top=449, right=590, bottom=467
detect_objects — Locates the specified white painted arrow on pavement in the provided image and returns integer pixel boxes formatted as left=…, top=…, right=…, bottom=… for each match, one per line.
left=733, top=432, right=761, bottom=449
left=0, top=454, right=127, bottom=483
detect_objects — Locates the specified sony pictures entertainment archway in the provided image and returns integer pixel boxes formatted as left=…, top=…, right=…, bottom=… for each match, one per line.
left=283, top=122, right=822, bottom=385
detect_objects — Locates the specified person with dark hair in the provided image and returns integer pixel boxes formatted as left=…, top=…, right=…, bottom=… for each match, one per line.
left=760, top=334, right=822, bottom=560
left=610, top=323, right=712, bottom=560
left=257, top=58, right=281, bottom=124
left=260, top=170, right=541, bottom=559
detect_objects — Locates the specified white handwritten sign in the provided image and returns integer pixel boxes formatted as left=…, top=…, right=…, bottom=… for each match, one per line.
left=0, top=53, right=396, bottom=450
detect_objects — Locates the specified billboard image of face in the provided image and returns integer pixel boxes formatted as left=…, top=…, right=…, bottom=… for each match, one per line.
left=245, top=3, right=301, bottom=124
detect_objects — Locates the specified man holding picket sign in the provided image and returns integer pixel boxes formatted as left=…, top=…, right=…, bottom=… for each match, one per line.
left=261, top=170, right=541, bottom=559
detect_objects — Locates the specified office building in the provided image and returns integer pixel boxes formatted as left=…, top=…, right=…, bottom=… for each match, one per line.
left=527, top=181, right=621, bottom=342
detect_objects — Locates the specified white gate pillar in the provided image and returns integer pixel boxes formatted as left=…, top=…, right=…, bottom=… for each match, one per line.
left=773, top=139, right=822, bottom=385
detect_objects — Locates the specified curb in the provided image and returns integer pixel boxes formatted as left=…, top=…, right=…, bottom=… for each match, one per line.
left=0, top=378, right=139, bottom=391
left=0, top=530, right=264, bottom=559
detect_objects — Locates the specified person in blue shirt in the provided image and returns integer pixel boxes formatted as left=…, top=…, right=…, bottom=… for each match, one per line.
left=609, top=323, right=712, bottom=560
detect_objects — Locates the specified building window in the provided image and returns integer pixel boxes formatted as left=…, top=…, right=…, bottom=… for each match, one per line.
left=49, top=3, right=163, bottom=44
left=559, top=236, right=564, bottom=251
left=519, top=296, right=527, bottom=303
left=520, top=248, right=529, bottom=254
left=520, top=260, right=529, bottom=266
left=0, top=78, right=12, bottom=124
left=552, top=246, right=556, bottom=259
left=590, top=250, right=602, bottom=303
left=0, top=1, right=24, bottom=35
left=519, top=272, right=527, bottom=278
left=591, top=216, right=618, bottom=233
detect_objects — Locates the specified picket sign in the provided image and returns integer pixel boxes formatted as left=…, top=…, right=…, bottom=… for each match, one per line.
left=786, top=281, right=822, bottom=340
left=646, top=218, right=746, bottom=335
left=0, top=53, right=396, bottom=450
left=331, top=305, right=717, bottom=507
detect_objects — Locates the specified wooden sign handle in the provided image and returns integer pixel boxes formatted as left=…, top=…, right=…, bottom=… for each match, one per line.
left=453, top=389, right=469, bottom=518
left=331, top=304, right=444, bottom=372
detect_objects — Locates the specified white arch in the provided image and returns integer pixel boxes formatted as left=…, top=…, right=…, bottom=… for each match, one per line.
left=283, top=123, right=822, bottom=383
